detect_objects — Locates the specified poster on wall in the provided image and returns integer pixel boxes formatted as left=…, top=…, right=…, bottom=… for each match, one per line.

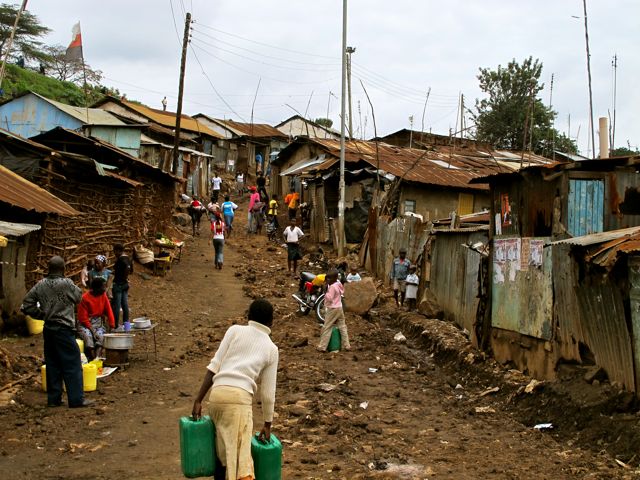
left=529, top=239, right=544, bottom=267
left=501, top=193, right=512, bottom=227
left=493, top=239, right=506, bottom=284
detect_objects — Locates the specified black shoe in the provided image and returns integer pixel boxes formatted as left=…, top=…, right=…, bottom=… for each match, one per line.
left=70, top=399, right=95, bottom=408
left=47, top=400, right=65, bottom=407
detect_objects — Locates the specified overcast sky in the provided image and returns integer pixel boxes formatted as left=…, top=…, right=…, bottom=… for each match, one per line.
left=29, top=0, right=639, bottom=155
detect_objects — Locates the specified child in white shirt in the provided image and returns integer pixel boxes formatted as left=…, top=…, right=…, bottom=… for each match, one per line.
left=405, top=266, right=419, bottom=311
left=346, top=266, right=361, bottom=283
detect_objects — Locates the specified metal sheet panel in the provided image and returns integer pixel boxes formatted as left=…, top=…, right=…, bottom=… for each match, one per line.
left=0, top=164, right=79, bottom=216
left=629, top=256, right=640, bottom=392
left=431, top=230, right=487, bottom=337
left=491, top=237, right=553, bottom=340
left=567, top=179, right=604, bottom=236
left=0, top=220, right=41, bottom=236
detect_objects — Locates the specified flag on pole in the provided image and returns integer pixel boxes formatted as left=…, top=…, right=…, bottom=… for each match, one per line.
left=65, top=22, right=83, bottom=61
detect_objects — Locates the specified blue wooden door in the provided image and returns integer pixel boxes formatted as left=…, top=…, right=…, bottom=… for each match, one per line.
left=567, top=179, right=604, bottom=236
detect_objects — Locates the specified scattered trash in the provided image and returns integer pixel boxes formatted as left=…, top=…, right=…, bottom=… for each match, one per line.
left=615, top=459, right=631, bottom=469
left=455, top=384, right=463, bottom=390
left=393, top=332, right=406, bottom=343
left=359, top=401, right=369, bottom=410
left=368, top=368, right=378, bottom=373
left=475, top=406, right=496, bottom=414
left=163, top=367, right=171, bottom=371
left=524, top=379, right=543, bottom=394
left=479, top=386, right=500, bottom=397
left=533, top=423, right=553, bottom=431
left=316, top=383, right=336, bottom=392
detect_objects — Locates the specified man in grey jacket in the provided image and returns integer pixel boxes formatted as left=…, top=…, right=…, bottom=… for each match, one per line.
left=22, top=256, right=92, bottom=408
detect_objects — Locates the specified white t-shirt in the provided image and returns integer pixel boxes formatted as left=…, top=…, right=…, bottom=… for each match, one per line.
left=346, top=273, right=361, bottom=282
left=211, top=177, right=222, bottom=190
left=236, top=173, right=244, bottom=182
left=283, top=226, right=304, bottom=243
left=405, top=273, right=420, bottom=299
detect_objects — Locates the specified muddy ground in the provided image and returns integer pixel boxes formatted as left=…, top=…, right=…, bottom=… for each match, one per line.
left=1, top=197, right=639, bottom=479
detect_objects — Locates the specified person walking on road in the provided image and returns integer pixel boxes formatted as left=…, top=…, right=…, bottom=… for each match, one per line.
left=283, top=218, right=304, bottom=276
left=390, top=247, right=411, bottom=307
left=220, top=195, right=238, bottom=238
left=21, top=256, right=92, bottom=408
left=284, top=188, right=299, bottom=221
left=318, top=268, right=351, bottom=352
left=256, top=174, right=268, bottom=203
left=192, top=299, right=279, bottom=480
left=210, top=172, right=223, bottom=203
left=235, top=171, right=245, bottom=196
left=211, top=211, right=226, bottom=269
left=247, top=186, right=261, bottom=234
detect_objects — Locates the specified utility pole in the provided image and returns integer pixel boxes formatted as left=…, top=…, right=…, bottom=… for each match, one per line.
left=408, top=115, right=414, bottom=148
left=611, top=54, right=618, bottom=153
left=0, top=0, right=28, bottom=90
left=337, top=0, right=347, bottom=256
left=582, top=0, right=596, bottom=159
left=346, top=46, right=355, bottom=140
left=459, top=93, right=464, bottom=139
left=173, top=11, right=191, bottom=175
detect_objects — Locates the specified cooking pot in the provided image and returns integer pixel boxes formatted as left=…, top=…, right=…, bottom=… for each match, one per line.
left=103, top=333, right=135, bottom=350
left=133, top=317, right=151, bottom=329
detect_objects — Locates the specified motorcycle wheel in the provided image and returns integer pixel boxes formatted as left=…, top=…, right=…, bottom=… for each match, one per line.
left=315, top=295, right=325, bottom=324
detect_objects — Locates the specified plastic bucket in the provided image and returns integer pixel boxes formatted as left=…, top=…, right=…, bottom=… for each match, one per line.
left=82, top=363, right=97, bottom=392
left=76, top=338, right=84, bottom=354
left=26, top=316, right=44, bottom=335
left=90, top=358, right=103, bottom=375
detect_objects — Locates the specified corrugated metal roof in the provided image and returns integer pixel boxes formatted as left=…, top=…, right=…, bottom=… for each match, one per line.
left=0, top=220, right=41, bottom=237
left=550, top=226, right=640, bottom=246
left=280, top=155, right=326, bottom=176
left=33, top=92, right=127, bottom=126
left=112, top=100, right=223, bottom=139
left=205, top=117, right=285, bottom=138
left=0, top=164, right=79, bottom=216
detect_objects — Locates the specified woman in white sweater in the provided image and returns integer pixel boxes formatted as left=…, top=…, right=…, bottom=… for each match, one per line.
left=192, top=299, right=279, bottom=480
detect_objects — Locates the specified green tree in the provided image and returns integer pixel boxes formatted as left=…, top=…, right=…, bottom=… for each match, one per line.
left=473, top=57, right=577, bottom=156
left=611, top=145, right=639, bottom=157
left=314, top=117, right=333, bottom=129
left=42, top=45, right=103, bottom=86
left=0, top=4, right=50, bottom=64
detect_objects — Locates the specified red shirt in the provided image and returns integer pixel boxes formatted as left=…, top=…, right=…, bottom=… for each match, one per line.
left=78, top=291, right=115, bottom=328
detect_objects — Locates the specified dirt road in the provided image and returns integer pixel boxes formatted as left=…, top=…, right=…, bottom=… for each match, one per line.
left=0, top=205, right=631, bottom=479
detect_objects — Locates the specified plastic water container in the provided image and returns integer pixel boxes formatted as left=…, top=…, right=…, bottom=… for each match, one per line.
left=82, top=363, right=97, bottom=391
left=41, top=363, right=97, bottom=392
left=25, top=315, right=44, bottom=335
left=76, top=338, right=84, bottom=353
left=327, top=327, right=341, bottom=352
left=179, top=416, right=216, bottom=478
left=251, top=433, right=282, bottom=480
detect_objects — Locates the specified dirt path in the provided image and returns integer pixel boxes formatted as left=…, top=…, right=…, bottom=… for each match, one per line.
left=0, top=201, right=631, bottom=479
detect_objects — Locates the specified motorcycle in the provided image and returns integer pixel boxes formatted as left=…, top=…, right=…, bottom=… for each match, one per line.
left=292, top=272, right=326, bottom=324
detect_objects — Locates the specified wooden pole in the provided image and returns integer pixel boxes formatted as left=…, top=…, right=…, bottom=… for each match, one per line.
left=172, top=12, right=191, bottom=174
left=582, top=0, right=596, bottom=159
left=0, top=0, right=28, bottom=90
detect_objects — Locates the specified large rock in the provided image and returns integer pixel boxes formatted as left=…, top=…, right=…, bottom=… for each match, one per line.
left=418, top=288, right=444, bottom=319
left=172, top=212, right=191, bottom=227
left=344, top=277, right=378, bottom=315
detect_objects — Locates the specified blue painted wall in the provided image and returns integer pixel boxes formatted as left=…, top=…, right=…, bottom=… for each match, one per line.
left=0, top=93, right=82, bottom=138
left=86, top=125, right=142, bottom=158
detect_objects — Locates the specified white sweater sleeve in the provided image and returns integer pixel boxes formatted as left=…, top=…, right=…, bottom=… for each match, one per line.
left=259, top=348, right=279, bottom=422
left=207, top=327, right=235, bottom=374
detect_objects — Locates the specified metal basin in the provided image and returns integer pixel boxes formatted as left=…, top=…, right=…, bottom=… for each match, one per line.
left=103, top=333, right=135, bottom=350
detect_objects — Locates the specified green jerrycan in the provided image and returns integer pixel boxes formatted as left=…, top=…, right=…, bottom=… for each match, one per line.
left=251, top=433, right=282, bottom=480
left=179, top=416, right=216, bottom=478
left=327, top=327, right=341, bottom=352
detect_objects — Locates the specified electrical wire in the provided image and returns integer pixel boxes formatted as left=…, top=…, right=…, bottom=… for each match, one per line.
left=190, top=42, right=340, bottom=86
left=192, top=28, right=339, bottom=67
left=194, top=22, right=338, bottom=60
left=168, top=0, right=183, bottom=47
left=188, top=43, right=247, bottom=122
left=190, top=37, right=338, bottom=73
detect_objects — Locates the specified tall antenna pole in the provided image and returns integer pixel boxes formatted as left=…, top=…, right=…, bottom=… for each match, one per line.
left=582, top=0, right=596, bottom=159
left=172, top=11, right=191, bottom=174
left=549, top=73, right=555, bottom=159
left=611, top=54, right=618, bottom=153
left=337, top=0, right=347, bottom=256
left=0, top=0, right=28, bottom=89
